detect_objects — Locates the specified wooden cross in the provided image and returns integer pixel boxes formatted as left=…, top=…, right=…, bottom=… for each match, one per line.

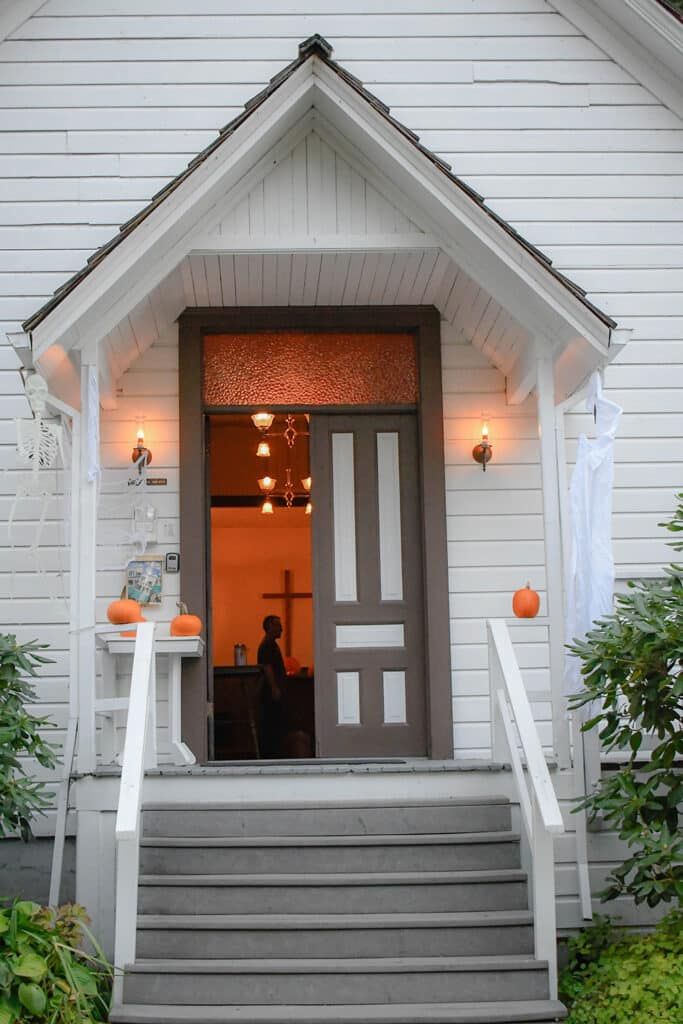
left=262, top=568, right=312, bottom=657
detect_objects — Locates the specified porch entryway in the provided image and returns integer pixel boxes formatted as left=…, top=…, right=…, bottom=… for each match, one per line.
left=184, top=315, right=446, bottom=762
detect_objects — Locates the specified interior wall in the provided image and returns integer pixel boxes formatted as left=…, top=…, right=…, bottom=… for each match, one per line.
left=211, top=509, right=313, bottom=669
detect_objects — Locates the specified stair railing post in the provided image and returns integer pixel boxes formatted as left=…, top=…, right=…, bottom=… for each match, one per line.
left=532, top=790, right=559, bottom=1000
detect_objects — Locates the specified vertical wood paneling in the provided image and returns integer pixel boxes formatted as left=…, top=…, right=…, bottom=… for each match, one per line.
left=332, top=432, right=358, bottom=603
left=383, top=670, right=407, bottom=724
left=377, top=431, right=404, bottom=602
left=336, top=671, right=361, bottom=725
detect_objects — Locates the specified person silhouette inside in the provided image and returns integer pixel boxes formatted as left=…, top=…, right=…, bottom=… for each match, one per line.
left=257, top=614, right=286, bottom=758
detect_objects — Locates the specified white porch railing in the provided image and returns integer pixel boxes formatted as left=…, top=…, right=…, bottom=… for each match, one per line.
left=109, top=620, right=157, bottom=1005
left=487, top=618, right=564, bottom=999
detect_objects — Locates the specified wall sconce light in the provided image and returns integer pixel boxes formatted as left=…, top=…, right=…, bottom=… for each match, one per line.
left=131, top=422, right=153, bottom=473
left=257, top=475, right=277, bottom=493
left=305, top=500, right=313, bottom=516
left=256, top=440, right=271, bottom=458
left=301, top=476, right=312, bottom=491
left=261, top=498, right=274, bottom=515
left=472, top=418, right=492, bottom=472
left=252, top=411, right=274, bottom=432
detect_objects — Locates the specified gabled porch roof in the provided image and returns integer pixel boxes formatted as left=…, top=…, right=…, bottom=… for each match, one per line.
left=15, top=35, right=619, bottom=408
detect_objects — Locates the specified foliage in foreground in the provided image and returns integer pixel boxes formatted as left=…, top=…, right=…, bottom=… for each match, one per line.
left=0, top=635, right=57, bottom=840
left=559, top=911, right=683, bottom=1024
left=568, top=494, right=683, bottom=907
left=0, top=900, right=112, bottom=1023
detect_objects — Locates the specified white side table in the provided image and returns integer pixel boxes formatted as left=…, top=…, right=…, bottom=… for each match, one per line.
left=102, top=635, right=204, bottom=765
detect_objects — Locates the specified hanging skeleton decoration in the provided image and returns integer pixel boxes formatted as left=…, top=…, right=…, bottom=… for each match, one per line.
left=9, top=373, right=67, bottom=595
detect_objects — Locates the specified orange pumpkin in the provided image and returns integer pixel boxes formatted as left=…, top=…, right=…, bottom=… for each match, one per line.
left=107, top=588, right=142, bottom=627
left=171, top=601, right=202, bottom=637
left=512, top=582, right=540, bottom=618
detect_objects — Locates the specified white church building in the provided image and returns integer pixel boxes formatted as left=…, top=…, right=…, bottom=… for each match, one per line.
left=2, top=2, right=682, bottom=1021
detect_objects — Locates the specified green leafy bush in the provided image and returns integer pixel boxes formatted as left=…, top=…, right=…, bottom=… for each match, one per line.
left=560, top=911, right=683, bottom=1024
left=0, top=635, right=58, bottom=840
left=0, top=900, right=112, bottom=1023
left=568, top=494, right=683, bottom=907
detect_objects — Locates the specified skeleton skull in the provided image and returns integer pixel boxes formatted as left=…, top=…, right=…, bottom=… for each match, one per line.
left=24, top=373, right=49, bottom=417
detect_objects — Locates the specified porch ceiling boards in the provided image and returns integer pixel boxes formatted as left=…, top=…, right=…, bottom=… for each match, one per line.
left=99, top=248, right=530, bottom=397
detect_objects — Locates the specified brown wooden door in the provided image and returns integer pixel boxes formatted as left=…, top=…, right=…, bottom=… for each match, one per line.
left=311, top=414, right=427, bottom=756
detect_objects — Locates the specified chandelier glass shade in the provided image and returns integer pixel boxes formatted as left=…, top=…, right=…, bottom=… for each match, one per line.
left=252, top=412, right=311, bottom=515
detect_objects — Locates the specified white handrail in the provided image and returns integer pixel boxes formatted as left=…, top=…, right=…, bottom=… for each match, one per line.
left=487, top=618, right=564, bottom=1000
left=112, top=620, right=156, bottom=1005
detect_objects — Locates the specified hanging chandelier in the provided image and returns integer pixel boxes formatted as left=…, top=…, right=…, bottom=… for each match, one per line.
left=251, top=413, right=312, bottom=515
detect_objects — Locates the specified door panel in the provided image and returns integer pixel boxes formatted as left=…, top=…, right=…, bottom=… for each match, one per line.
left=311, top=414, right=426, bottom=756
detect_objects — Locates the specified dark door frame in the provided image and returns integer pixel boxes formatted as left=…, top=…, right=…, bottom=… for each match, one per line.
left=178, top=306, right=452, bottom=762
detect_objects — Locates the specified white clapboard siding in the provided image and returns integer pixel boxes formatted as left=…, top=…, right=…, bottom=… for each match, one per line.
left=0, top=0, right=682, bottom=781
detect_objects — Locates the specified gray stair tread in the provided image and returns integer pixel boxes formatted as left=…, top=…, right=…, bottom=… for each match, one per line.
left=138, top=869, right=526, bottom=887
left=142, top=798, right=510, bottom=811
left=140, top=831, right=521, bottom=848
left=111, top=1000, right=567, bottom=1022
left=136, top=910, right=534, bottom=930
left=125, top=956, right=546, bottom=974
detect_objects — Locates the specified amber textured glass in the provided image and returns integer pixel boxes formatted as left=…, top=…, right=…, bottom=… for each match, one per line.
left=202, top=332, right=418, bottom=406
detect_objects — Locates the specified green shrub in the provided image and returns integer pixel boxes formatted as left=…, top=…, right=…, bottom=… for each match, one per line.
left=568, top=493, right=683, bottom=907
left=0, top=635, right=58, bottom=840
left=0, top=899, right=112, bottom=1023
left=560, top=911, right=683, bottom=1024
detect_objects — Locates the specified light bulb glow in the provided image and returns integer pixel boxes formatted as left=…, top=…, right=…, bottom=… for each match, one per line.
left=257, top=475, right=277, bottom=493
left=261, top=499, right=274, bottom=515
left=301, top=476, right=312, bottom=491
left=256, top=440, right=271, bottom=458
left=136, top=425, right=145, bottom=445
left=481, top=421, right=489, bottom=442
left=251, top=412, right=274, bottom=432
left=305, top=501, right=313, bottom=516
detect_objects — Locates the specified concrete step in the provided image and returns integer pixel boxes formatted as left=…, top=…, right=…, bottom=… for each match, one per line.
left=135, top=909, right=535, bottom=959
left=141, top=800, right=512, bottom=838
left=110, top=999, right=568, bottom=1022
left=139, top=831, right=522, bottom=875
left=137, top=870, right=529, bottom=915
left=122, top=956, right=550, bottom=1006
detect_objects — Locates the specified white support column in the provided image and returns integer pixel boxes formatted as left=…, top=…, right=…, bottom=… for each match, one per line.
left=76, top=344, right=100, bottom=773
left=536, top=351, right=571, bottom=768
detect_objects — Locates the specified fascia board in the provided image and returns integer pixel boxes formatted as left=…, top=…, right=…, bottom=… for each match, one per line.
left=311, top=63, right=611, bottom=357
left=549, top=0, right=683, bottom=119
left=30, top=62, right=317, bottom=361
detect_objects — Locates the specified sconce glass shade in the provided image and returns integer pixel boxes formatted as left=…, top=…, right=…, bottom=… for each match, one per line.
left=261, top=499, right=274, bottom=515
left=305, top=501, right=313, bottom=516
left=257, top=475, right=277, bottom=493
left=472, top=416, right=492, bottom=471
left=251, top=412, right=274, bottom=432
left=256, top=440, right=271, bottom=458
left=301, top=476, right=312, bottom=491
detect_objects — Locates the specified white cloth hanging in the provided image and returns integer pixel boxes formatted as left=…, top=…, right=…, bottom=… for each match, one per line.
left=563, top=372, right=622, bottom=702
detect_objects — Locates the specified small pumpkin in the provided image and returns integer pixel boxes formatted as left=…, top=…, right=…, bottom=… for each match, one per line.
left=512, top=582, right=540, bottom=618
left=171, top=601, right=202, bottom=637
left=107, top=588, right=142, bottom=627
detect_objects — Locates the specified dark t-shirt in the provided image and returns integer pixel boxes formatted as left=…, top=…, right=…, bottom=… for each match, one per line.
left=257, top=637, right=286, bottom=688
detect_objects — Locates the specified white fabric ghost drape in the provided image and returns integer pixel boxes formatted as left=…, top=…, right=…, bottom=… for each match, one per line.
left=563, top=372, right=622, bottom=704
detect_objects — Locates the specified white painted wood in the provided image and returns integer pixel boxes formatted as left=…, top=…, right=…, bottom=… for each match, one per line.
left=376, top=431, right=404, bottom=602
left=336, top=623, right=405, bottom=649
left=332, top=432, right=357, bottom=603
left=168, top=653, right=196, bottom=765
left=383, top=670, right=407, bottom=724
left=536, top=352, right=571, bottom=768
left=76, top=350, right=98, bottom=773
left=336, top=671, right=361, bottom=725
left=487, top=618, right=563, bottom=996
